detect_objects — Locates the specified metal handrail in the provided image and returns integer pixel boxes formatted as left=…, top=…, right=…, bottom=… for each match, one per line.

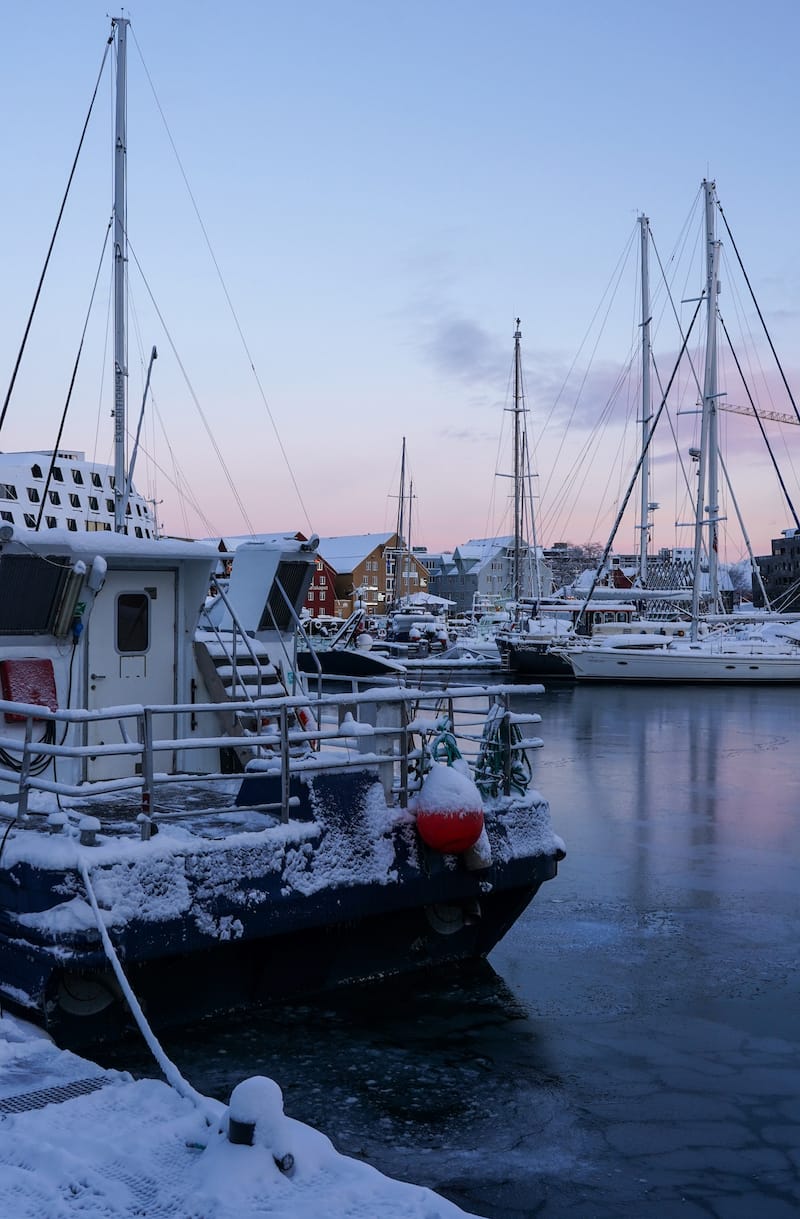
left=0, top=682, right=545, bottom=825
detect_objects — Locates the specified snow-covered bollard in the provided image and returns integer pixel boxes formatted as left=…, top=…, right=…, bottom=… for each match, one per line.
left=79, top=815, right=101, bottom=846
left=227, top=1076, right=295, bottom=1174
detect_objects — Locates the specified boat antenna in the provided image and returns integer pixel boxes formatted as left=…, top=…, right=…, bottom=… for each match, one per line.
left=112, top=15, right=130, bottom=532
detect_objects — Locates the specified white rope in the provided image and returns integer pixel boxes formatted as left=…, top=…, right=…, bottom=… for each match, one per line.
left=78, top=855, right=221, bottom=1124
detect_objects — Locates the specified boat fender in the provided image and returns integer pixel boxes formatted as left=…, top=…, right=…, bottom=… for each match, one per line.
left=413, top=759, right=485, bottom=854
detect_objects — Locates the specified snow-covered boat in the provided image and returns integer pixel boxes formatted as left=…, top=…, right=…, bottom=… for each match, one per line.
left=0, top=524, right=563, bottom=1045
left=0, top=18, right=563, bottom=1048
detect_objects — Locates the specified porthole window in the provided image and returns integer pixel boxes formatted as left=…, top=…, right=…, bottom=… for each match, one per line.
left=117, top=593, right=149, bottom=653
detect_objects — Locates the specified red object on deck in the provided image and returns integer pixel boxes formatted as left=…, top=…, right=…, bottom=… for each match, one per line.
left=415, top=806, right=484, bottom=854
left=0, top=658, right=58, bottom=723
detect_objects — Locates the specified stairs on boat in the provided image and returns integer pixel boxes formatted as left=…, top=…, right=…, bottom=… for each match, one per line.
left=194, top=633, right=290, bottom=769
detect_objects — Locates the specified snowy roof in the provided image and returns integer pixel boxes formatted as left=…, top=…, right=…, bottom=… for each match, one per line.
left=316, top=533, right=395, bottom=573
left=206, top=532, right=305, bottom=551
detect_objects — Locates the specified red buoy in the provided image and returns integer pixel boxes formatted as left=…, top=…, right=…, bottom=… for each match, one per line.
left=413, top=762, right=485, bottom=854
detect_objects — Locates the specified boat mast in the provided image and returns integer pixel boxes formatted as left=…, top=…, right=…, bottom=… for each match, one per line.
left=512, top=319, right=523, bottom=606
left=691, top=180, right=722, bottom=630
left=112, top=16, right=129, bottom=533
left=639, top=215, right=652, bottom=583
left=394, top=436, right=407, bottom=606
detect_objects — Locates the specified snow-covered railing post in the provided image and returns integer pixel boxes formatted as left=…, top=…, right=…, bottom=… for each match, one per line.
left=15, top=713, right=34, bottom=822
left=141, top=707, right=155, bottom=820
left=501, top=693, right=513, bottom=798
left=279, top=704, right=290, bottom=822
left=398, top=699, right=409, bottom=808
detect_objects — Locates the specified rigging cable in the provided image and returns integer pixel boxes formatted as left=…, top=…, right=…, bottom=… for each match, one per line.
left=718, top=313, right=800, bottom=533
left=129, top=26, right=314, bottom=536
left=717, top=200, right=800, bottom=426
left=0, top=33, right=113, bottom=436
left=35, top=222, right=113, bottom=530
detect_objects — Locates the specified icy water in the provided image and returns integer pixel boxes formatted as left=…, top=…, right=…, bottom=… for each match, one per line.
left=100, top=682, right=800, bottom=1218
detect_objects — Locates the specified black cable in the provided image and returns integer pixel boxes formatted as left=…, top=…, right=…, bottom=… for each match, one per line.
left=0, top=31, right=113, bottom=436
left=718, top=313, right=800, bottom=533
left=36, top=222, right=113, bottom=529
left=717, top=200, right=800, bottom=427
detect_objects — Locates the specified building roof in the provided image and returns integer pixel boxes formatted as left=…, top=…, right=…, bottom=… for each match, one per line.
left=316, top=533, right=395, bottom=574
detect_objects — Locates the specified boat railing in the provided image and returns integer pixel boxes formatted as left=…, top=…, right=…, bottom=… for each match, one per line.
left=0, top=683, right=545, bottom=831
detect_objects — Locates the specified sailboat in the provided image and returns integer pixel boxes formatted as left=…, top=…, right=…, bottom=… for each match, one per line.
left=0, top=17, right=564, bottom=1046
left=560, top=180, right=800, bottom=682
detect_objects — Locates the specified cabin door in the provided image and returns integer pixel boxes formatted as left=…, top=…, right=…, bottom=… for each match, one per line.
left=85, top=569, right=177, bottom=781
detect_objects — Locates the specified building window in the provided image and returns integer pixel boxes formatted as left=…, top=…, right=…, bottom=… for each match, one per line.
left=27, top=488, right=40, bottom=503
left=0, top=511, right=13, bottom=523
left=106, top=499, right=114, bottom=514
left=23, top=513, right=36, bottom=528
left=91, top=472, right=102, bottom=487
left=46, top=516, right=57, bottom=529
left=0, top=484, right=18, bottom=501
left=66, top=518, right=77, bottom=532
left=71, top=469, right=84, bottom=485
left=49, top=490, right=61, bottom=505
left=51, top=467, right=63, bottom=482
left=89, top=496, right=99, bottom=511
left=134, top=526, right=143, bottom=538
left=69, top=493, right=81, bottom=508
left=30, top=464, right=43, bottom=479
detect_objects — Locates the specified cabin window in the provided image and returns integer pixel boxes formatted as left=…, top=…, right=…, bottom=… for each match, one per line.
left=136, top=503, right=142, bottom=516
left=0, top=484, right=18, bottom=501
left=66, top=519, right=77, bottom=532
left=89, top=496, right=99, bottom=511
left=126, top=503, right=132, bottom=516
left=134, top=526, right=142, bottom=538
left=106, top=498, right=114, bottom=514
left=51, top=467, right=63, bottom=482
left=72, top=469, right=84, bottom=485
left=27, top=487, right=40, bottom=503
left=0, top=511, right=12, bottom=523
left=91, top=472, right=102, bottom=487
left=0, top=554, right=73, bottom=633
left=30, top=464, right=43, bottom=479
left=24, top=513, right=36, bottom=528
left=46, top=516, right=57, bottom=529
left=69, top=493, right=81, bottom=508
left=117, top=593, right=149, bottom=653
left=49, top=490, right=61, bottom=505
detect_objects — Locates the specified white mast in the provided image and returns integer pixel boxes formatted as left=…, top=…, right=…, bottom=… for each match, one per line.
left=691, top=179, right=722, bottom=630
left=112, top=16, right=129, bottom=533
left=639, top=215, right=652, bottom=582
left=512, top=318, right=523, bottom=605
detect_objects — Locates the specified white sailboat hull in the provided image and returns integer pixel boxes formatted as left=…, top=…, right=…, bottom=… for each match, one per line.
left=563, top=641, right=800, bottom=682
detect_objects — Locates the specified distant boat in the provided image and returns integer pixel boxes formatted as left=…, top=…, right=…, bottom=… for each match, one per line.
left=559, top=180, right=800, bottom=682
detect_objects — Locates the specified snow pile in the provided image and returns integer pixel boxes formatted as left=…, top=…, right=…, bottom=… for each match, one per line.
left=0, top=1015, right=478, bottom=1218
